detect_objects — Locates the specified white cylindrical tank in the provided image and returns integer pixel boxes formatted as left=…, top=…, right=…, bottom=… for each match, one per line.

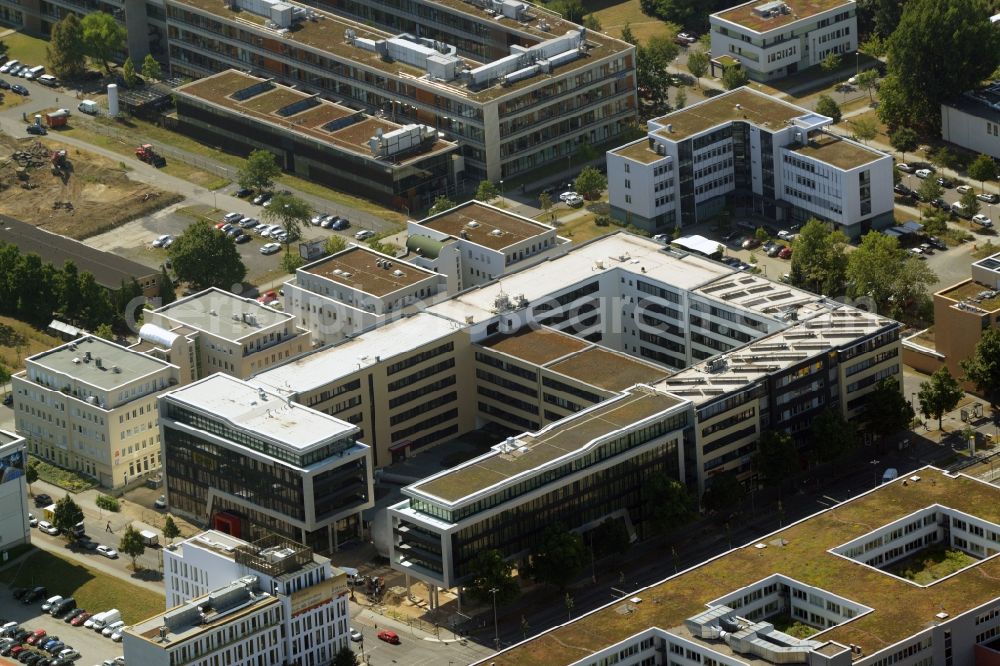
left=107, top=83, right=119, bottom=117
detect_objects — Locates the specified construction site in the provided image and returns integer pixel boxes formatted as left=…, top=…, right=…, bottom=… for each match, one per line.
left=0, top=134, right=180, bottom=239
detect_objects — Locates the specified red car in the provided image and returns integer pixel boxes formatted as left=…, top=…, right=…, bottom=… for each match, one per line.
left=25, top=629, right=46, bottom=645
left=71, top=612, right=92, bottom=626
left=257, top=289, right=278, bottom=306
left=214, top=222, right=227, bottom=229
left=377, top=630, right=400, bottom=644
left=778, top=247, right=793, bottom=259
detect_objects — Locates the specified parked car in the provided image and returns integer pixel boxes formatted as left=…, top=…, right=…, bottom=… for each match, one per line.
left=34, top=494, right=52, bottom=508
left=257, top=290, right=279, bottom=306
left=152, top=234, right=174, bottom=248
left=239, top=217, right=259, bottom=229
left=377, top=630, right=400, bottom=644
left=25, top=630, right=47, bottom=646
left=27, top=514, right=37, bottom=527
left=741, top=238, right=760, bottom=249
left=331, top=218, right=350, bottom=231
left=255, top=224, right=274, bottom=237
left=37, top=521, right=59, bottom=536
left=10, top=84, right=28, bottom=96
left=40, top=596, right=62, bottom=613
left=354, top=229, right=375, bottom=241
left=978, top=192, right=1000, bottom=204
left=559, top=191, right=579, bottom=203
left=61, top=610, right=84, bottom=625
left=0, top=79, right=11, bottom=90
left=252, top=192, right=272, bottom=206
left=310, top=214, right=326, bottom=226
left=0, top=60, right=19, bottom=74
left=349, top=628, right=363, bottom=642
left=259, top=242, right=282, bottom=255
left=893, top=183, right=913, bottom=196
left=95, top=545, right=118, bottom=559
left=69, top=613, right=91, bottom=628
left=26, top=125, right=47, bottom=136
left=778, top=247, right=793, bottom=259
left=914, top=168, right=933, bottom=179
left=223, top=212, right=244, bottom=224
left=23, top=587, right=47, bottom=604
left=766, top=244, right=782, bottom=257
left=674, top=31, right=697, bottom=45
left=957, top=185, right=973, bottom=195
left=918, top=243, right=934, bottom=255
left=896, top=163, right=916, bottom=173
left=936, top=176, right=955, bottom=189
left=973, top=214, right=994, bottom=227
left=234, top=187, right=252, bottom=198
left=565, top=193, right=585, bottom=207
left=931, top=198, right=950, bottom=210
left=909, top=247, right=925, bottom=258
left=926, top=236, right=947, bottom=251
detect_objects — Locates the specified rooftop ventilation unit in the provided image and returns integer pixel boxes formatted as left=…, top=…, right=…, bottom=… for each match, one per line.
left=392, top=270, right=405, bottom=277
left=490, top=229, right=504, bottom=236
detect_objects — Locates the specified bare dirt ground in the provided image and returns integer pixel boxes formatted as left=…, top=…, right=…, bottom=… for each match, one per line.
left=0, top=134, right=181, bottom=239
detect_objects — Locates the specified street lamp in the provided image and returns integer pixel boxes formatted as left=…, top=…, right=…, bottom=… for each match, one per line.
left=490, top=587, right=500, bottom=651
left=855, top=50, right=859, bottom=77
left=500, top=180, right=505, bottom=207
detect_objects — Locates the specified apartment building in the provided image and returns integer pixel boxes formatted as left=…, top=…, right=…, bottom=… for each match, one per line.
left=942, top=81, right=1000, bottom=161
left=487, top=467, right=1000, bottom=666
left=159, top=373, right=373, bottom=553
left=162, top=531, right=351, bottom=661
left=137, top=287, right=312, bottom=383
left=251, top=312, right=475, bottom=468
left=0, top=430, right=30, bottom=551
left=123, top=577, right=285, bottom=666
left=710, top=0, right=857, bottom=82
left=283, top=245, right=446, bottom=346
left=174, top=69, right=460, bottom=210
left=13, top=335, right=180, bottom=488
left=389, top=385, right=691, bottom=595
left=903, top=250, right=1000, bottom=385
left=161, top=0, right=635, bottom=182
left=405, top=201, right=568, bottom=293
left=606, top=87, right=893, bottom=237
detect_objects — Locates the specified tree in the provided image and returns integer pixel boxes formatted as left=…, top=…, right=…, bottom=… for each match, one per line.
left=855, top=68, right=879, bottom=104
left=860, top=34, right=887, bottom=57
left=47, top=13, right=86, bottom=80
left=80, top=12, right=127, bottom=74
left=620, top=23, right=637, bottom=45
left=332, top=648, right=359, bottom=666
left=846, top=231, right=936, bottom=319
left=757, top=430, right=797, bottom=490
left=538, top=191, right=554, bottom=221
left=58, top=260, right=83, bottom=322
left=642, top=473, right=694, bottom=535
left=877, top=0, right=999, bottom=133
left=467, top=549, right=520, bottom=606
left=141, top=54, right=162, bottom=82
left=121, top=56, right=137, bottom=88
left=917, top=367, right=963, bottom=430
left=575, top=167, right=607, bottom=200
left=636, top=44, right=671, bottom=108
left=168, top=221, right=247, bottom=290
left=820, top=52, right=842, bottom=72
left=263, top=193, right=311, bottom=253
left=583, top=14, right=601, bottom=30
left=930, top=146, right=961, bottom=172
left=163, top=515, right=180, bottom=544
left=889, top=127, right=919, bottom=162
left=25, top=461, right=38, bottom=497
left=687, top=50, right=709, bottom=84
left=962, top=327, right=1000, bottom=414
left=325, top=235, right=347, bottom=255
left=702, top=472, right=743, bottom=514
left=237, top=149, right=281, bottom=193
left=590, top=517, right=630, bottom=560
left=815, top=95, right=842, bottom=123
left=722, top=64, right=749, bottom=90
left=529, top=524, right=587, bottom=590
left=789, top=219, right=849, bottom=296
left=646, top=35, right=679, bottom=64
left=849, top=116, right=878, bottom=144
left=861, top=377, right=915, bottom=442
left=52, top=494, right=84, bottom=542
left=427, top=195, right=456, bottom=216
left=94, top=323, right=115, bottom=341
left=961, top=189, right=981, bottom=219
left=158, top=265, right=176, bottom=306
left=969, top=153, right=999, bottom=192
left=675, top=87, right=687, bottom=109
left=119, top=525, right=146, bottom=570
left=78, top=272, right=114, bottom=330
left=917, top=176, right=943, bottom=204
left=475, top=180, right=499, bottom=202
left=552, top=0, right=584, bottom=22
left=811, top=409, right=857, bottom=463
left=755, top=226, right=769, bottom=243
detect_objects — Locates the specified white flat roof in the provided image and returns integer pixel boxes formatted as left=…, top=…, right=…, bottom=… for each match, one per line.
left=695, top=272, right=829, bottom=320
left=154, top=287, right=294, bottom=341
left=252, top=312, right=462, bottom=395
left=165, top=374, right=357, bottom=450
left=672, top=234, right=722, bottom=256
left=428, top=232, right=734, bottom=324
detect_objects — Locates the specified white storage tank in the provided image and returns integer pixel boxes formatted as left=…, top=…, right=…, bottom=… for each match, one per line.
left=107, top=83, right=119, bottom=117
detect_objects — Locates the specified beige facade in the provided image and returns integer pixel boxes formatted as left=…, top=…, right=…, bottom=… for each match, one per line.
left=13, top=336, right=180, bottom=488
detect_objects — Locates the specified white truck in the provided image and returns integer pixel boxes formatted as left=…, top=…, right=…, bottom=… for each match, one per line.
left=92, top=609, right=120, bottom=632
left=139, top=529, right=159, bottom=547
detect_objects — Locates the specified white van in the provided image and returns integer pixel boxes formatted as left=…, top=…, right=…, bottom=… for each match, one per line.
left=102, top=619, right=125, bottom=637
left=92, top=608, right=120, bottom=631
left=78, top=99, right=99, bottom=115
left=952, top=201, right=971, bottom=219
left=37, top=74, right=58, bottom=87
left=84, top=610, right=109, bottom=629
left=40, top=595, right=63, bottom=612
left=0, top=621, right=18, bottom=636
left=0, top=59, right=19, bottom=74
left=24, top=65, right=44, bottom=80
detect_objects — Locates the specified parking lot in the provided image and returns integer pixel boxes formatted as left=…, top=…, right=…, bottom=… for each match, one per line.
left=0, top=593, right=124, bottom=666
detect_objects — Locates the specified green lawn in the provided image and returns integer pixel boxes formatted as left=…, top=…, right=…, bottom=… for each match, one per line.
left=3, top=32, right=50, bottom=67
left=885, top=547, right=978, bottom=585
left=0, top=549, right=164, bottom=624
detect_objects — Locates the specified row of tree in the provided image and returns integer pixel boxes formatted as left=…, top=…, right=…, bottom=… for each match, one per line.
left=0, top=242, right=161, bottom=331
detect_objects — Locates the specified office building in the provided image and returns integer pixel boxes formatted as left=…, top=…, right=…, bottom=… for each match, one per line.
left=137, top=287, right=312, bottom=383
left=174, top=69, right=460, bottom=210
left=485, top=467, right=1000, bottom=666
left=606, top=87, right=894, bottom=236
left=159, top=373, right=373, bottom=553
left=709, top=0, right=857, bottom=82
left=162, top=530, right=351, bottom=662
left=12, top=335, right=180, bottom=488
left=123, top=577, right=285, bottom=666
left=0, top=430, right=30, bottom=551
left=283, top=245, right=447, bottom=346
left=162, top=0, right=635, bottom=183
left=405, top=201, right=568, bottom=294
left=388, top=385, right=690, bottom=597
left=942, top=81, right=1000, bottom=162
left=252, top=312, right=475, bottom=468
left=903, top=250, right=1000, bottom=385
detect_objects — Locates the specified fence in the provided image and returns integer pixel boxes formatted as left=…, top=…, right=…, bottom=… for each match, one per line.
left=83, top=121, right=235, bottom=181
